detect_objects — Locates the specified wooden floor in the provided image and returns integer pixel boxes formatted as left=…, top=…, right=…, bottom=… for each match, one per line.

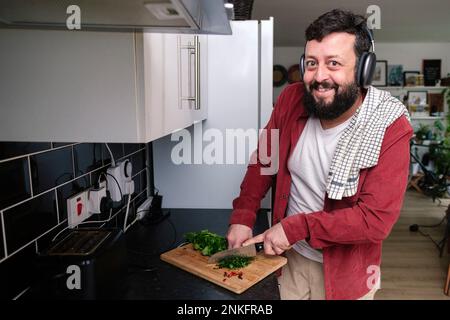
left=375, top=190, right=450, bottom=300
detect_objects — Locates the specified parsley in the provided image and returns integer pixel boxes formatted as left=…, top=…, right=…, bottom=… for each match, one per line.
left=185, top=230, right=227, bottom=256
left=217, top=255, right=254, bottom=269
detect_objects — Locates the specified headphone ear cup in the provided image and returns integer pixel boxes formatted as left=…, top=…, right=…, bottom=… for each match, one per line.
left=299, top=54, right=305, bottom=80
left=357, top=52, right=377, bottom=88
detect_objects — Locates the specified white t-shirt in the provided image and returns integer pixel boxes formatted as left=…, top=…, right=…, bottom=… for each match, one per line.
left=287, top=116, right=352, bottom=263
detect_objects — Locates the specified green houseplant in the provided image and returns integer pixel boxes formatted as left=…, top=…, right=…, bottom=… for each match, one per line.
left=414, top=123, right=432, bottom=142
left=428, top=87, right=450, bottom=176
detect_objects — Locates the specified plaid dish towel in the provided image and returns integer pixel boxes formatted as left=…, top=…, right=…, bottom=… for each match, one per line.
left=326, top=86, right=411, bottom=200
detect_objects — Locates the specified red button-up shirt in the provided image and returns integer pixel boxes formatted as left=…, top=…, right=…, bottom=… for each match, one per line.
left=230, top=83, right=413, bottom=300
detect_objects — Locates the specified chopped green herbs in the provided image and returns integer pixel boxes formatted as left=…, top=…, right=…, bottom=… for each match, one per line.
left=185, top=230, right=227, bottom=256
left=217, top=255, right=254, bottom=269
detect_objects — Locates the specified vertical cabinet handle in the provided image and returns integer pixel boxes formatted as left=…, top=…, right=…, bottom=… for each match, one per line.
left=194, top=36, right=200, bottom=110
left=179, top=36, right=200, bottom=110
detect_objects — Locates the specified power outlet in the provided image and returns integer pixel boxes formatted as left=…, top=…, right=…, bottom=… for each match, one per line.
left=67, top=190, right=91, bottom=228
left=88, top=186, right=107, bottom=214
left=106, top=159, right=133, bottom=202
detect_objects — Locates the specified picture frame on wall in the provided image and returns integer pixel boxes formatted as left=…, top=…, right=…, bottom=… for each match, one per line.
left=403, top=71, right=420, bottom=86
left=422, top=59, right=441, bottom=86
left=372, top=60, right=387, bottom=86
left=407, top=90, right=428, bottom=106
left=388, top=65, right=403, bottom=86
left=407, top=90, right=429, bottom=116
left=428, top=92, right=444, bottom=116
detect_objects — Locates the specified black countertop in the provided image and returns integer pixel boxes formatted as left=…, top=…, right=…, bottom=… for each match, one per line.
left=119, top=209, right=280, bottom=300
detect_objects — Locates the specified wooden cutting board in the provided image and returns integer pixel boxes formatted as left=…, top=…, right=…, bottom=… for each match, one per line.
left=160, top=244, right=287, bottom=294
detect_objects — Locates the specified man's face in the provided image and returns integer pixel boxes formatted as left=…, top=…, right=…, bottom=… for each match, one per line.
left=302, top=32, right=360, bottom=120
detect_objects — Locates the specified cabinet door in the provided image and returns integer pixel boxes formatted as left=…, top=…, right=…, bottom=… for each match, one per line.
left=162, top=34, right=194, bottom=134
left=142, top=32, right=168, bottom=142
left=0, top=29, right=145, bottom=142
left=142, top=33, right=208, bottom=139
left=164, top=34, right=208, bottom=134
left=178, top=35, right=208, bottom=125
left=194, top=35, right=208, bottom=123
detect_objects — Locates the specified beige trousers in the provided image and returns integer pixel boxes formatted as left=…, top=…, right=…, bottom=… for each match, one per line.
left=277, top=249, right=378, bottom=300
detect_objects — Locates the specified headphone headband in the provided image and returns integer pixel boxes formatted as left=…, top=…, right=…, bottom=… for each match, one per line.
left=299, top=20, right=376, bottom=88
left=363, top=25, right=375, bottom=52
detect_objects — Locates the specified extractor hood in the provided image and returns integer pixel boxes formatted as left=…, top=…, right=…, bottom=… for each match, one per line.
left=0, top=0, right=232, bottom=34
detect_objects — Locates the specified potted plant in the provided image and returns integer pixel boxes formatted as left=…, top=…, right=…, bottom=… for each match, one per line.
left=429, top=95, right=450, bottom=177
left=414, top=123, right=432, bottom=143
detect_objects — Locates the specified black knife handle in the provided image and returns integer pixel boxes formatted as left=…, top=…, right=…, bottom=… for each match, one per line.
left=255, top=242, right=264, bottom=252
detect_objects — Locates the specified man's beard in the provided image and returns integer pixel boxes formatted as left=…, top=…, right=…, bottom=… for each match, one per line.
left=303, top=80, right=360, bottom=120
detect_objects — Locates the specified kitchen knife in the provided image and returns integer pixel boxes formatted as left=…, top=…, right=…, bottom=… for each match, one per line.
left=207, top=242, right=264, bottom=264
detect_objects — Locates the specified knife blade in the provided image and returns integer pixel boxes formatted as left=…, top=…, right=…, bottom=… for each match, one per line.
left=207, top=242, right=264, bottom=264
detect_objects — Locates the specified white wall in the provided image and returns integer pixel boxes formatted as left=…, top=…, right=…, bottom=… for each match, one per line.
left=273, top=43, right=450, bottom=102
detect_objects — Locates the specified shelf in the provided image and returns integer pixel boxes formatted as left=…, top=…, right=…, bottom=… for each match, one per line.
left=410, top=116, right=444, bottom=120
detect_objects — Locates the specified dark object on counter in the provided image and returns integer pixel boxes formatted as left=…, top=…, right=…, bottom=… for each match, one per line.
left=32, top=228, right=127, bottom=299
left=139, top=193, right=170, bottom=225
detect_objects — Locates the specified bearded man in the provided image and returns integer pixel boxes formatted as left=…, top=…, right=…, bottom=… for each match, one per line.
left=227, top=9, right=413, bottom=300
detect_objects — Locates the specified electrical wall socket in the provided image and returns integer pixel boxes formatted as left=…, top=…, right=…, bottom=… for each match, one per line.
left=88, top=186, right=107, bottom=214
left=107, top=159, right=133, bottom=202
left=67, top=190, right=91, bottom=228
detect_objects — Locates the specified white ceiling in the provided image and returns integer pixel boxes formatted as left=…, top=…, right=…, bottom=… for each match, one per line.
left=252, top=0, right=450, bottom=46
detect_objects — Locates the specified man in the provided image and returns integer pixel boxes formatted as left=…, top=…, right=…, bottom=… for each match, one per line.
left=226, top=9, right=413, bottom=300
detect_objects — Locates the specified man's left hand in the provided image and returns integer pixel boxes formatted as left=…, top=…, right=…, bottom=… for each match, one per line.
left=242, top=223, right=291, bottom=255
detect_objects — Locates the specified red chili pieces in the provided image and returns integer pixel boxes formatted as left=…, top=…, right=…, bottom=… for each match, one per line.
left=222, top=271, right=244, bottom=280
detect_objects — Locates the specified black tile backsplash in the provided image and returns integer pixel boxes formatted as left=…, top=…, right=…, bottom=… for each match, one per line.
left=124, top=143, right=145, bottom=155
left=102, top=143, right=124, bottom=165
left=3, top=190, right=58, bottom=254
left=0, top=141, right=149, bottom=299
left=30, top=147, right=74, bottom=195
left=0, top=158, right=31, bottom=210
left=73, top=143, right=102, bottom=177
left=0, top=220, right=4, bottom=260
left=52, top=142, right=74, bottom=148
left=131, top=150, right=146, bottom=173
left=133, top=173, right=142, bottom=196
left=0, top=243, right=36, bottom=300
left=0, top=142, right=52, bottom=161
left=141, top=171, right=147, bottom=194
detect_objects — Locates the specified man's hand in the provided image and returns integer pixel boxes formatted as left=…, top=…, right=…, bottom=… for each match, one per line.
left=242, top=223, right=291, bottom=255
left=226, top=224, right=253, bottom=249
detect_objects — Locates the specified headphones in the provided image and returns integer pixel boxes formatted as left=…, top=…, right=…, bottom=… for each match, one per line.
left=299, top=24, right=376, bottom=88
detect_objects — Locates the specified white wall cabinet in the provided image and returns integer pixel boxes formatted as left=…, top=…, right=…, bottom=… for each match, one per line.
left=143, top=33, right=208, bottom=141
left=0, top=28, right=207, bottom=142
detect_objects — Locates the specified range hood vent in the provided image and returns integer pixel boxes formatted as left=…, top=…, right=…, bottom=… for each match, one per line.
left=0, top=0, right=232, bottom=34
